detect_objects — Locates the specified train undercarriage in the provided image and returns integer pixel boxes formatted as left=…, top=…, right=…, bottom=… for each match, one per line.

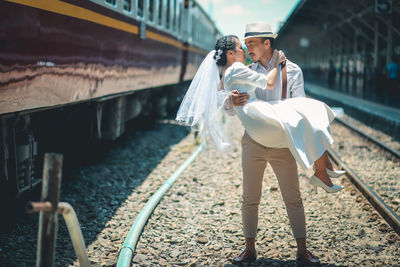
left=0, top=83, right=187, bottom=201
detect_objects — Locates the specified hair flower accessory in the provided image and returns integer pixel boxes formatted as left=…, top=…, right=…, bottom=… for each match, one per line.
left=215, top=49, right=223, bottom=61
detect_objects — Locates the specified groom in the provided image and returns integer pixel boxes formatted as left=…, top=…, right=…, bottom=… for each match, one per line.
left=230, top=22, right=320, bottom=265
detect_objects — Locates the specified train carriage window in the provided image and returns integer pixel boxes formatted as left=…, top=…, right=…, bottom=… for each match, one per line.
left=191, top=16, right=197, bottom=42
left=105, top=0, right=116, bottom=6
left=172, top=0, right=176, bottom=32
left=196, top=18, right=199, bottom=42
left=158, top=0, right=163, bottom=26
left=166, top=0, right=170, bottom=29
left=191, top=17, right=195, bottom=41
left=178, top=0, right=183, bottom=34
left=138, top=0, right=144, bottom=17
left=123, top=0, right=132, bottom=12
left=148, top=0, right=154, bottom=22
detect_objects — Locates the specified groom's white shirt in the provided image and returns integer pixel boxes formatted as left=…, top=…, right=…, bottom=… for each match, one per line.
left=223, top=58, right=305, bottom=115
left=251, top=59, right=305, bottom=101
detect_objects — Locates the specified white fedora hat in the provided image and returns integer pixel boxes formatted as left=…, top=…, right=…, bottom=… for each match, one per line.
left=244, top=22, right=278, bottom=39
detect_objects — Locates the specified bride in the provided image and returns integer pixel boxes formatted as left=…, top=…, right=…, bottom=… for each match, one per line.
left=176, top=35, right=344, bottom=193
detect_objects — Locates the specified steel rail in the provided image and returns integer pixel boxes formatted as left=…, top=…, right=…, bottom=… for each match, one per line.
left=327, top=148, right=400, bottom=235
left=335, top=117, right=400, bottom=158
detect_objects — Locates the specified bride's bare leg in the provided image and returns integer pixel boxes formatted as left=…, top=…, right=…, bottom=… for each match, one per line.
left=325, top=154, right=334, bottom=171
left=314, top=152, right=333, bottom=187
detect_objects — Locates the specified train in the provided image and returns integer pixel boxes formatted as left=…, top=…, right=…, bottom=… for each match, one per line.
left=0, top=0, right=221, bottom=199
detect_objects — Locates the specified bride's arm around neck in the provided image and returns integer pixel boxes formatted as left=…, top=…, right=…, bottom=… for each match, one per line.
left=224, top=62, right=269, bottom=91
left=266, top=50, right=284, bottom=89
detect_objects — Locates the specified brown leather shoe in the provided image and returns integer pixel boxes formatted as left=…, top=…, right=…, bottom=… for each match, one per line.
left=296, top=250, right=320, bottom=266
left=232, top=249, right=257, bottom=264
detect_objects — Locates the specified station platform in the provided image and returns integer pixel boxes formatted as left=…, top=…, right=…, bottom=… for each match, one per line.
left=305, top=83, right=400, bottom=136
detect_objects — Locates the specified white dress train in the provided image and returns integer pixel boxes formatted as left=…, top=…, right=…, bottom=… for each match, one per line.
left=224, top=62, right=336, bottom=169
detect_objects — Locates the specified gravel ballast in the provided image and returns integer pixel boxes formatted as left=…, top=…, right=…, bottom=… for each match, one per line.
left=0, top=114, right=399, bottom=266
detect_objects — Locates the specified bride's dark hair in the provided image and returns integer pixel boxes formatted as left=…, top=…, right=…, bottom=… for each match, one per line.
left=214, top=35, right=239, bottom=66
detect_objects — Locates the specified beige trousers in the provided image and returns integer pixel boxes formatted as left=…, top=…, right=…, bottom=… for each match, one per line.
left=241, top=132, right=306, bottom=239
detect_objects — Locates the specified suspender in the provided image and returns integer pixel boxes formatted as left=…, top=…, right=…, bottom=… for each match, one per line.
left=249, top=61, right=288, bottom=99
left=281, top=61, right=287, bottom=99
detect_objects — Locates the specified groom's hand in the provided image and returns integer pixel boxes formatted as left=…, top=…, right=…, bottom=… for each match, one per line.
left=231, top=90, right=249, bottom=106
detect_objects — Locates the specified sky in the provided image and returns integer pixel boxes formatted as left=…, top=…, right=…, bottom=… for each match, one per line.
left=197, top=0, right=301, bottom=39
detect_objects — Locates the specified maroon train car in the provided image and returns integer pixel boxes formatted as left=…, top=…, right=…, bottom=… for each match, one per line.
left=0, top=0, right=221, bottom=198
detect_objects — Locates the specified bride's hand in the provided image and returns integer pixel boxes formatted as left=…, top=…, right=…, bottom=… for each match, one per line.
left=278, top=50, right=286, bottom=66
left=271, top=50, right=279, bottom=66
left=272, top=50, right=286, bottom=67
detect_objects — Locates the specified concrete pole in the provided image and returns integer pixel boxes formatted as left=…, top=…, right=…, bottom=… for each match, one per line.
left=328, top=35, right=332, bottom=63
left=353, top=30, right=359, bottom=93
left=386, top=15, right=393, bottom=66
left=346, top=36, right=352, bottom=92
left=339, top=34, right=344, bottom=88
left=373, top=20, right=379, bottom=71
left=362, top=40, right=367, bottom=92
left=318, top=39, right=324, bottom=81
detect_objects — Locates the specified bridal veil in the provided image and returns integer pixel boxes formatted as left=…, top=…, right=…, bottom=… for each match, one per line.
left=176, top=51, right=231, bottom=151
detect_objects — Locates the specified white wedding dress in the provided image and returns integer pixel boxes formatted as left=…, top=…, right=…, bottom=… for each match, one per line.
left=224, top=62, right=336, bottom=169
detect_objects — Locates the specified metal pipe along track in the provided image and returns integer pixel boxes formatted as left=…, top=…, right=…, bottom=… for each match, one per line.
left=117, top=144, right=204, bottom=267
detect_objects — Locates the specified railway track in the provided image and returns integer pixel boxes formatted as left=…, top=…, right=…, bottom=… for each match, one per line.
left=129, top=116, right=400, bottom=266
left=335, top=117, right=400, bottom=158
left=328, top=116, right=400, bottom=236
left=118, top=114, right=400, bottom=265
left=1, top=114, right=399, bottom=266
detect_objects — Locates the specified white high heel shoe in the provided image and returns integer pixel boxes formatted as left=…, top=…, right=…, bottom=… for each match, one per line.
left=310, top=175, right=343, bottom=194
left=313, top=165, right=346, bottom=178
left=326, top=168, right=346, bottom=178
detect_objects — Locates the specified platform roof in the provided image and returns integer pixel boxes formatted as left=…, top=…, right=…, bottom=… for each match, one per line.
left=276, top=0, right=400, bottom=68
